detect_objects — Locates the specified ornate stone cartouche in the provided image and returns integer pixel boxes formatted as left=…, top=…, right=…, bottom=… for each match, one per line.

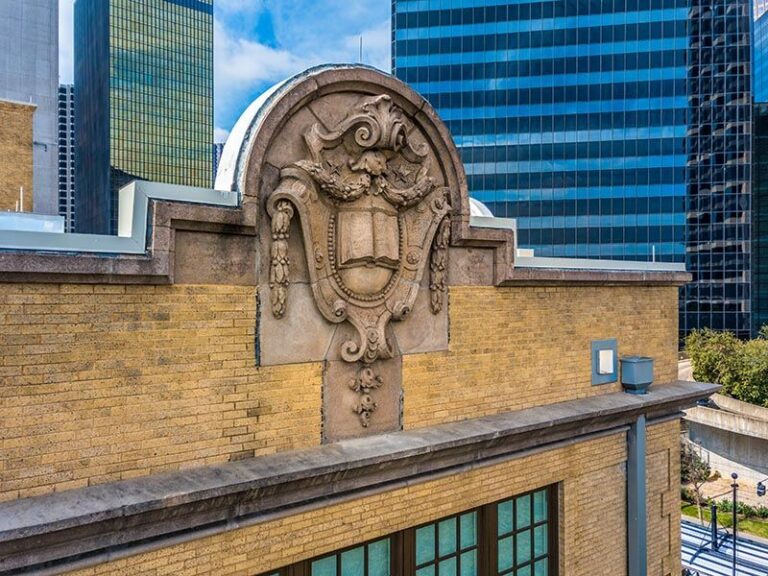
left=267, top=93, right=450, bottom=426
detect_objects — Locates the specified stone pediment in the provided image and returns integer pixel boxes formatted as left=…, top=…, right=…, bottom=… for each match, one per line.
left=221, top=66, right=515, bottom=440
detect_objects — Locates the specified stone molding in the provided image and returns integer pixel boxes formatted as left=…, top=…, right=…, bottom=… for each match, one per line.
left=0, top=381, right=718, bottom=575
left=0, top=66, right=689, bottom=288
left=0, top=181, right=249, bottom=284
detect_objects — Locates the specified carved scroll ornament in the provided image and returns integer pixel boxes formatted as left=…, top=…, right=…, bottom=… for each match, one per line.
left=267, top=94, right=451, bottom=426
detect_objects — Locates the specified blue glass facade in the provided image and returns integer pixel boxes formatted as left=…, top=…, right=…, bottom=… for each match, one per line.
left=756, top=11, right=768, bottom=102
left=393, top=0, right=754, bottom=339
left=684, top=0, right=752, bottom=338
left=394, top=0, right=689, bottom=263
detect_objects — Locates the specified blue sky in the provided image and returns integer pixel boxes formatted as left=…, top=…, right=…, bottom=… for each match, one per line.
left=59, top=0, right=391, bottom=142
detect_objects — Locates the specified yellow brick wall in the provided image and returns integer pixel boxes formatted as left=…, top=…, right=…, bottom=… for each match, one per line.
left=1, top=283, right=678, bottom=502
left=65, top=433, right=629, bottom=576
left=0, top=100, right=35, bottom=212
left=647, top=419, right=682, bottom=576
left=404, top=285, right=678, bottom=428
left=0, top=284, right=322, bottom=502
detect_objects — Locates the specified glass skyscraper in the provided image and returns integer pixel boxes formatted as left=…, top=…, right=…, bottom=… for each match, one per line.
left=393, top=0, right=754, bottom=339
left=756, top=9, right=768, bottom=102
left=685, top=0, right=752, bottom=337
left=74, top=0, right=213, bottom=234
left=753, top=104, right=768, bottom=333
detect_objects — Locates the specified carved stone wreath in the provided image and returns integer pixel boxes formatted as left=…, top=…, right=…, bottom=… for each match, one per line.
left=267, top=94, right=451, bottom=427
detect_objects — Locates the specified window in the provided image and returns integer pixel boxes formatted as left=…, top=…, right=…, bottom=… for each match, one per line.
left=310, top=539, right=392, bottom=576
left=261, top=486, right=558, bottom=576
left=493, top=490, right=552, bottom=576
left=412, top=511, right=478, bottom=575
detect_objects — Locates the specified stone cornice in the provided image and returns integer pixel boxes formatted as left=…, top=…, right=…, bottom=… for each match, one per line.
left=0, top=381, right=718, bottom=575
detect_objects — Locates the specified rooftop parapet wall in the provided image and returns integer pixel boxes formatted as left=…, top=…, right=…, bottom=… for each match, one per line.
left=0, top=66, right=713, bottom=576
left=0, top=281, right=680, bottom=503
left=0, top=65, right=690, bottom=499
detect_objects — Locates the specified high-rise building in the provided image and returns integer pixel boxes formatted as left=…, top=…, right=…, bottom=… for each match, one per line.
left=58, top=85, right=76, bottom=233
left=74, top=0, right=214, bottom=234
left=0, top=0, right=59, bottom=215
left=684, top=0, right=753, bottom=337
left=393, top=0, right=754, bottom=339
left=753, top=103, right=768, bottom=334
left=394, top=1, right=689, bottom=263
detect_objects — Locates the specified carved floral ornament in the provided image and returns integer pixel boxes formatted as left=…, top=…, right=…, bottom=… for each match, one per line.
left=267, top=94, right=451, bottom=427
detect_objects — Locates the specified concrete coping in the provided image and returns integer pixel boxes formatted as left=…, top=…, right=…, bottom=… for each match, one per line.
left=0, top=196, right=684, bottom=277
left=685, top=404, right=768, bottom=441
left=0, top=379, right=718, bottom=576
left=0, top=181, right=238, bottom=255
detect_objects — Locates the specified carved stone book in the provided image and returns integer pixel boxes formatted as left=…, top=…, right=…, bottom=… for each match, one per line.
left=337, top=210, right=399, bottom=269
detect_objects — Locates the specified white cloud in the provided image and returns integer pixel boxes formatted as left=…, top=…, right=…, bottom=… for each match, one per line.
left=57, top=0, right=392, bottom=131
left=215, top=2, right=391, bottom=129
left=59, top=0, right=75, bottom=84
left=214, top=126, right=230, bottom=143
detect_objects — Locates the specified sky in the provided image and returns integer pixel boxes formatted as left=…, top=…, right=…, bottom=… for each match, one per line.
left=58, top=0, right=391, bottom=143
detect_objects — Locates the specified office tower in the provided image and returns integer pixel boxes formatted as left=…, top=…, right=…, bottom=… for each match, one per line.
left=684, top=0, right=753, bottom=337
left=393, top=0, right=754, bottom=338
left=394, top=1, right=689, bottom=263
left=0, top=0, right=59, bottom=215
left=58, top=85, right=76, bottom=232
left=753, top=104, right=768, bottom=333
left=75, top=0, right=214, bottom=234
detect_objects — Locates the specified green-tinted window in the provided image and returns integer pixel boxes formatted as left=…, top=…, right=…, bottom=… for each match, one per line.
left=262, top=486, right=556, bottom=576
left=310, top=538, right=391, bottom=576
left=415, top=511, right=478, bottom=576
left=496, top=489, right=552, bottom=576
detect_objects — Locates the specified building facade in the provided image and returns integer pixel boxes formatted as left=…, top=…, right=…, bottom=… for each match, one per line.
left=684, top=0, right=753, bottom=337
left=0, top=65, right=715, bottom=576
left=392, top=0, right=754, bottom=339
left=393, top=0, right=690, bottom=264
left=753, top=103, right=768, bottom=334
left=0, top=0, right=59, bottom=215
left=58, top=85, right=76, bottom=233
left=74, top=0, right=214, bottom=234
left=0, top=100, right=36, bottom=212
left=756, top=11, right=768, bottom=104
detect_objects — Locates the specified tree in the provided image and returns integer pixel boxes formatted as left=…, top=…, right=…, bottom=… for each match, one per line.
left=685, top=328, right=768, bottom=407
left=681, top=438, right=720, bottom=525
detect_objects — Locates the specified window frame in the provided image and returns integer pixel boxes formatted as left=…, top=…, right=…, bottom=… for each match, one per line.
left=259, top=484, right=559, bottom=576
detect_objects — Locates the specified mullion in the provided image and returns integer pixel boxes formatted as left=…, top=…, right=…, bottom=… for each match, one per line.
left=267, top=485, right=557, bottom=576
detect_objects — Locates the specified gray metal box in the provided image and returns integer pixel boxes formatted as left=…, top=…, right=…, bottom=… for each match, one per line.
left=620, top=356, right=654, bottom=394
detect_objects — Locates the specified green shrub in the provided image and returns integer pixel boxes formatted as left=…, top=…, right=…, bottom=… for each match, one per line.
left=717, top=499, right=733, bottom=513
left=756, top=505, right=768, bottom=519
left=681, top=487, right=695, bottom=503
left=738, top=502, right=757, bottom=518
left=685, top=328, right=768, bottom=407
